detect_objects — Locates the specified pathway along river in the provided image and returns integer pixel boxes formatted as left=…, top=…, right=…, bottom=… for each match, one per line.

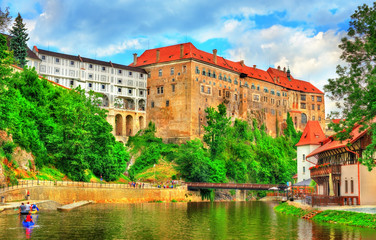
left=1, top=201, right=376, bottom=239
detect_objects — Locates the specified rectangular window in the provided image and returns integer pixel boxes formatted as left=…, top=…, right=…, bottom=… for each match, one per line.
left=129, top=72, right=133, bottom=76
left=257, top=85, right=260, bottom=91
left=170, top=68, right=174, bottom=75
left=303, top=154, right=305, bottom=161
left=317, top=96, right=322, bottom=102
left=172, top=84, right=175, bottom=92
left=303, top=166, right=305, bottom=174
left=183, top=65, right=187, bottom=73
left=70, top=80, right=74, bottom=86
left=234, top=94, right=237, bottom=101
left=166, top=100, right=169, bottom=107
left=102, top=66, right=106, bottom=71
left=140, top=73, right=143, bottom=78
left=151, top=101, right=154, bottom=108
left=118, top=79, right=122, bottom=84
left=41, top=55, right=46, bottom=60
left=89, top=74, right=93, bottom=79
left=312, top=116, right=316, bottom=120
left=207, top=87, right=211, bottom=94
left=128, top=89, right=132, bottom=94
left=345, top=180, right=348, bottom=193
left=317, top=105, right=321, bottom=110
left=319, top=117, right=321, bottom=121
left=201, top=85, right=204, bottom=92
left=55, top=58, right=60, bottom=63
left=55, top=68, right=60, bottom=73
left=89, top=64, right=93, bottom=69
left=202, top=68, right=206, bottom=76
left=101, top=84, right=105, bottom=90
left=118, top=88, right=122, bottom=93
left=277, top=91, right=280, bottom=96
left=301, top=103, right=306, bottom=109
left=147, top=88, right=150, bottom=95
left=312, top=104, right=315, bottom=110
left=195, top=66, right=200, bottom=74
left=208, top=70, right=211, bottom=77
left=70, top=61, right=74, bottom=66
left=226, top=91, right=230, bottom=98
left=157, top=86, right=164, bottom=94
left=312, top=96, right=315, bottom=101
left=219, top=90, right=221, bottom=96
left=118, top=69, right=122, bottom=74
left=271, top=89, right=275, bottom=95
left=301, top=95, right=306, bottom=101
left=158, top=69, right=162, bottom=77
left=253, top=94, right=260, bottom=102
left=350, top=180, right=354, bottom=193
left=251, top=84, right=255, bottom=90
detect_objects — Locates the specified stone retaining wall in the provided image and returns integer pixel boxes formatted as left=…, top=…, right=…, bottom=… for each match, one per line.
left=1, top=186, right=204, bottom=204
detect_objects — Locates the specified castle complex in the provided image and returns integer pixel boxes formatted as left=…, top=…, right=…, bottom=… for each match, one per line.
left=132, top=43, right=325, bottom=142
left=20, top=41, right=324, bottom=142
left=30, top=47, right=147, bottom=142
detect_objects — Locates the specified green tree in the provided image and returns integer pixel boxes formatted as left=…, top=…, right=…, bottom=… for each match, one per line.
left=203, top=103, right=231, bottom=159
left=324, top=2, right=376, bottom=170
left=10, top=13, right=29, bottom=67
left=0, top=7, right=12, bottom=33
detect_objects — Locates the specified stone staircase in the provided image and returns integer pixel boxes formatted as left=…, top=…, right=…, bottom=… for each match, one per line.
left=302, top=210, right=322, bottom=220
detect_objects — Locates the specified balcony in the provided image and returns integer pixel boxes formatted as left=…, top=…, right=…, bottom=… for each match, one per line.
left=310, top=164, right=341, bottom=178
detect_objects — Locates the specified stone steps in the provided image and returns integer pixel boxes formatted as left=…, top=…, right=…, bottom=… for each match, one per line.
left=57, top=200, right=93, bottom=212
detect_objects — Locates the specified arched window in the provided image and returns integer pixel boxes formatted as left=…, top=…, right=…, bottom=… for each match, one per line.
left=301, top=113, right=307, bottom=124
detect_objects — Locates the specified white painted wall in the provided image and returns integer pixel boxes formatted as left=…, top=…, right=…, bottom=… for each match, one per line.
left=34, top=51, right=147, bottom=114
left=297, top=144, right=320, bottom=183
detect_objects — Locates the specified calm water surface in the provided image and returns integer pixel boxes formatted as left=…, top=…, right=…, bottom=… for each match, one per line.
left=1, top=201, right=376, bottom=239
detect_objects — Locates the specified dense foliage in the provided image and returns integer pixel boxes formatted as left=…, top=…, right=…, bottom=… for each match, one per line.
left=127, top=122, right=178, bottom=180
left=324, top=2, right=376, bottom=170
left=0, top=35, right=129, bottom=181
left=9, top=13, right=29, bottom=67
left=175, top=104, right=297, bottom=185
left=0, top=7, right=12, bottom=33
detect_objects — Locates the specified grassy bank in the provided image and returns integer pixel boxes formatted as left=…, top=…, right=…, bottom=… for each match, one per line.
left=274, top=202, right=376, bottom=229
left=274, top=202, right=311, bottom=217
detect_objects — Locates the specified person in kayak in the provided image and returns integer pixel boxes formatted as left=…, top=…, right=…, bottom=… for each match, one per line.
left=31, top=203, right=39, bottom=212
left=19, top=203, right=28, bottom=215
left=25, top=212, right=34, bottom=223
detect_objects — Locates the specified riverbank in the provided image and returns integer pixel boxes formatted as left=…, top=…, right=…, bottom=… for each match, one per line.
left=274, top=201, right=376, bottom=229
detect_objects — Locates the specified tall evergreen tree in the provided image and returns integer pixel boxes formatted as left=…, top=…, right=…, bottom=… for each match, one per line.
left=9, top=13, right=29, bottom=67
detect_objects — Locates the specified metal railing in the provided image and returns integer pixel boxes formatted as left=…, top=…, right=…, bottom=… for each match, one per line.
left=0, top=180, right=185, bottom=194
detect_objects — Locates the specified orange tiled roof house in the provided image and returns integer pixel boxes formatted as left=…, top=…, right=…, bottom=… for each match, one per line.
left=306, top=123, right=376, bottom=206
left=133, top=43, right=325, bottom=142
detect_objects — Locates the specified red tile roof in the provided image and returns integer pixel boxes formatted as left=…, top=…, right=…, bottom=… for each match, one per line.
left=133, top=42, right=323, bottom=94
left=296, top=121, right=326, bottom=146
left=306, top=122, right=372, bottom=158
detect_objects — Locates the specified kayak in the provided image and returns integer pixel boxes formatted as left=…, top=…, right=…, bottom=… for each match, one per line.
left=22, top=220, right=35, bottom=228
left=30, top=210, right=38, bottom=214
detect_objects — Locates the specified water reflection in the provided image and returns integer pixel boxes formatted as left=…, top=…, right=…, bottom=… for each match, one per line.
left=0, top=202, right=375, bottom=239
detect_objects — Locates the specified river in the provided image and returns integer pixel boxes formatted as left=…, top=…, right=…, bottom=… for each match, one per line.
left=1, top=201, right=375, bottom=239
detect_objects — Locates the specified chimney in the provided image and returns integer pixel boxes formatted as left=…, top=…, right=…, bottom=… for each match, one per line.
left=253, top=65, right=256, bottom=69
left=156, top=50, right=160, bottom=62
left=180, top=44, right=184, bottom=58
left=239, top=60, right=244, bottom=66
left=283, top=67, right=286, bottom=73
left=277, top=66, right=281, bottom=70
left=213, top=49, right=217, bottom=64
left=133, top=53, right=137, bottom=66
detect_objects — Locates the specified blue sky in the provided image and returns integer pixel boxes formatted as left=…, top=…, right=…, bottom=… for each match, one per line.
left=1, top=0, right=374, bottom=114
